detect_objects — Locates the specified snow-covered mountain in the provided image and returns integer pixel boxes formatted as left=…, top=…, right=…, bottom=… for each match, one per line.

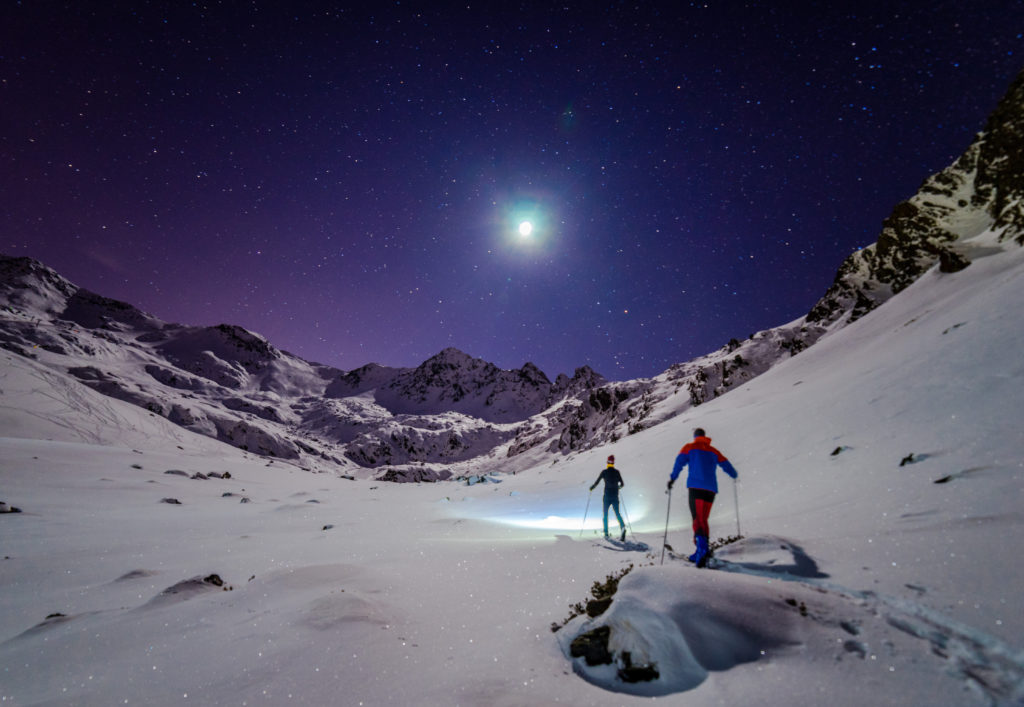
left=3, top=71, right=1024, bottom=481
left=556, top=67, right=1024, bottom=454
left=0, top=252, right=816, bottom=474
left=0, top=258, right=606, bottom=475
left=0, top=255, right=818, bottom=475
left=807, top=69, right=1024, bottom=325
left=327, top=347, right=604, bottom=423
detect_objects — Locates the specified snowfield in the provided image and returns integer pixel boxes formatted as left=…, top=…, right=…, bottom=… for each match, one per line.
left=2, top=231, right=1024, bottom=705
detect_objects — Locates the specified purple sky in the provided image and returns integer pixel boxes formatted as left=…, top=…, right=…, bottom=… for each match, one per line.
left=3, top=2, right=1022, bottom=380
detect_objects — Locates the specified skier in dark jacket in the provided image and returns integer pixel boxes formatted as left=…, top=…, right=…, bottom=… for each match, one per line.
left=591, top=455, right=626, bottom=540
left=667, top=428, right=738, bottom=566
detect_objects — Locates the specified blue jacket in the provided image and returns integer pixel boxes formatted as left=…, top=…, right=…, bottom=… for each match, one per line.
left=670, top=436, right=737, bottom=493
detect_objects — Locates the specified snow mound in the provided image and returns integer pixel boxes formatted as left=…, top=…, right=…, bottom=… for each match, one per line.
left=559, top=565, right=802, bottom=696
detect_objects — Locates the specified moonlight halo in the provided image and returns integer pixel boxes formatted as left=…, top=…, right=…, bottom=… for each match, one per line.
left=501, top=195, right=554, bottom=250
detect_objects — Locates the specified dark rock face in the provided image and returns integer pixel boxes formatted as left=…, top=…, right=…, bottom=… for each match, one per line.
left=568, top=627, right=661, bottom=683
left=808, top=70, right=1024, bottom=327
left=976, top=71, right=1024, bottom=242
left=60, top=289, right=161, bottom=332
left=374, top=467, right=453, bottom=483
left=570, top=625, right=613, bottom=666
left=586, top=597, right=613, bottom=618
left=0, top=255, right=77, bottom=314
left=618, top=651, right=660, bottom=683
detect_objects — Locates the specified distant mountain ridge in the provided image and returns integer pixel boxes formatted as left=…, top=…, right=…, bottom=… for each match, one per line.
left=3, top=70, right=1022, bottom=479
left=0, top=255, right=607, bottom=474
left=326, top=347, right=605, bottom=424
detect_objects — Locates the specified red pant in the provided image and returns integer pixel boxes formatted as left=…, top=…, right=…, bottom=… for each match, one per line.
left=688, top=487, right=716, bottom=538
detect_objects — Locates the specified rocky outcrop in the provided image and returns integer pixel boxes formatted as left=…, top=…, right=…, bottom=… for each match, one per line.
left=808, top=70, right=1024, bottom=327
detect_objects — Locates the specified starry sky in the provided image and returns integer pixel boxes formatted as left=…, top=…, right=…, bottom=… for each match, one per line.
left=3, top=2, right=1022, bottom=381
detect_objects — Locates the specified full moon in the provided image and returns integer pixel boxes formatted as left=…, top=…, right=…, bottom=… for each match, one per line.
left=518, top=221, right=533, bottom=237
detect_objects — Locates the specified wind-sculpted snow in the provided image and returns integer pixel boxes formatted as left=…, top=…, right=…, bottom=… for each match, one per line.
left=562, top=535, right=1024, bottom=703
left=560, top=564, right=803, bottom=696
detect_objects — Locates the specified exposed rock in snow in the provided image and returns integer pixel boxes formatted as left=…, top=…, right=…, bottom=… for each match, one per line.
left=375, top=467, right=453, bottom=483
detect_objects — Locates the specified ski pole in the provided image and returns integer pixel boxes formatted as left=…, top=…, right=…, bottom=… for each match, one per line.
left=579, top=489, right=592, bottom=538
left=619, top=496, right=633, bottom=540
left=733, top=479, right=741, bottom=537
left=660, top=486, right=672, bottom=565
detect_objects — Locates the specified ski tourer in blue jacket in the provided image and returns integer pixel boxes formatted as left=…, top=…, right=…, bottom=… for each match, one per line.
left=667, top=428, right=738, bottom=566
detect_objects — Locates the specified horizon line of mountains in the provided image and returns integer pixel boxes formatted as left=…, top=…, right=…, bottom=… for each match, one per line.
left=2, top=70, right=1022, bottom=477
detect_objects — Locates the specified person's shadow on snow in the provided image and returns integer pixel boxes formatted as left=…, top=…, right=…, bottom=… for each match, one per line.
left=715, top=536, right=828, bottom=579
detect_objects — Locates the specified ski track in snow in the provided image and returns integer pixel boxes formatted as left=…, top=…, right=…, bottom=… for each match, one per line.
left=703, top=537, right=1024, bottom=705
left=1, top=362, right=189, bottom=447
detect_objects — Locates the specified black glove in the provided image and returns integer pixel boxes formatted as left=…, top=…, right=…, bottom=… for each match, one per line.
left=667, top=479, right=674, bottom=490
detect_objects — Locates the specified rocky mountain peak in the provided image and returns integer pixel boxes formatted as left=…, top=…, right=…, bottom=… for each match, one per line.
left=517, top=361, right=552, bottom=385
left=417, top=347, right=488, bottom=377
left=0, top=255, right=78, bottom=316
left=431, top=346, right=475, bottom=362
left=975, top=69, right=1024, bottom=242
left=806, top=70, right=1024, bottom=327
left=553, top=366, right=607, bottom=398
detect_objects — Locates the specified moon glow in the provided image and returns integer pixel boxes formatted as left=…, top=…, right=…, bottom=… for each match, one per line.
left=518, top=221, right=534, bottom=237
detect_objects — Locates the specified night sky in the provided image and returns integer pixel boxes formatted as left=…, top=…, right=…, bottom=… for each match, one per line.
left=3, top=3, right=1022, bottom=381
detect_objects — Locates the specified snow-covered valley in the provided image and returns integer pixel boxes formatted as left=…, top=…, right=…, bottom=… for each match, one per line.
left=2, top=226, right=1023, bottom=705
left=4, top=64, right=1024, bottom=707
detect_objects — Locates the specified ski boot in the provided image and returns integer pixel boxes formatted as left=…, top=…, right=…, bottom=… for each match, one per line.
left=620, top=527, right=626, bottom=542
left=689, top=535, right=710, bottom=567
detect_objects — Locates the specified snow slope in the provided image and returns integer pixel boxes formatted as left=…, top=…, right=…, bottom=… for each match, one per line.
left=2, top=229, right=1022, bottom=705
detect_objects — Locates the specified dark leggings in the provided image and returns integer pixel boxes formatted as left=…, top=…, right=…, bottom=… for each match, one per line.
left=688, top=488, right=716, bottom=538
left=602, top=495, right=625, bottom=534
